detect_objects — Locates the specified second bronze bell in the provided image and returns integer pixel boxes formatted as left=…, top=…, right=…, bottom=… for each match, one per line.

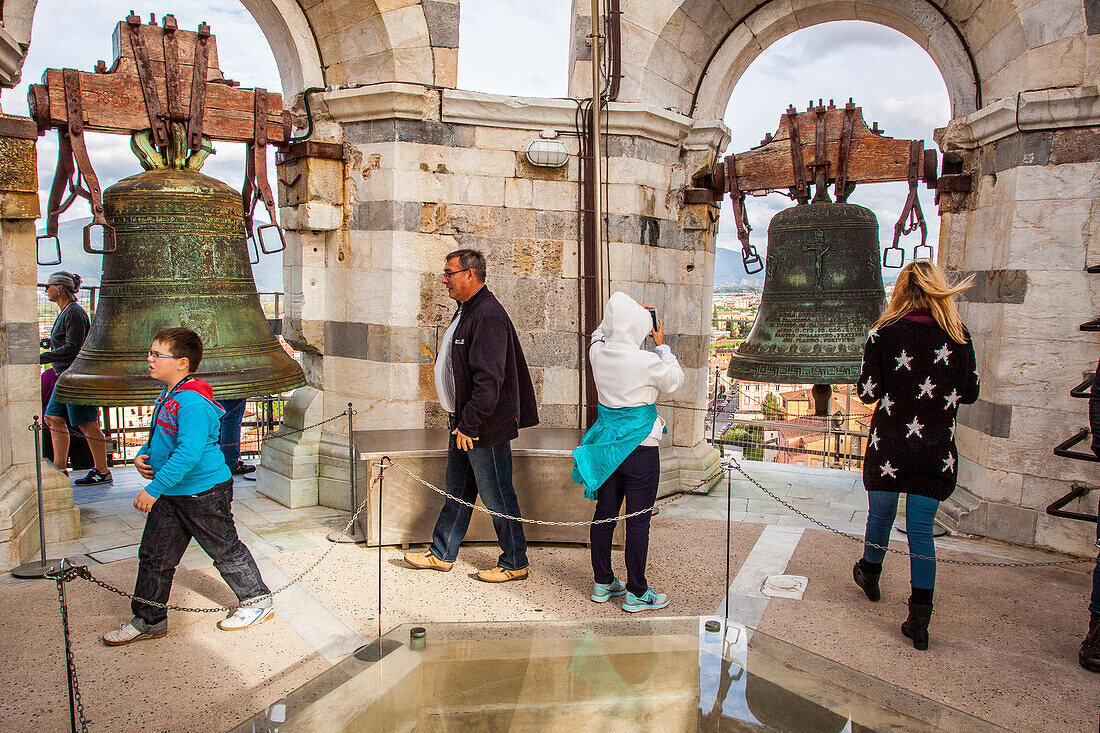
left=727, top=197, right=886, bottom=386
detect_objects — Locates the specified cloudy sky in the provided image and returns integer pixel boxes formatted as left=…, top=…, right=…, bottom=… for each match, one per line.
left=7, top=1, right=948, bottom=276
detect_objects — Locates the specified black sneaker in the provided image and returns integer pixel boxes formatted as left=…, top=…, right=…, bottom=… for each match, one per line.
left=229, top=461, right=256, bottom=476
left=74, top=469, right=112, bottom=486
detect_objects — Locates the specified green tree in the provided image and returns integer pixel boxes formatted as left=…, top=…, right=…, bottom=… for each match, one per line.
left=722, top=424, right=763, bottom=461
left=762, top=392, right=784, bottom=421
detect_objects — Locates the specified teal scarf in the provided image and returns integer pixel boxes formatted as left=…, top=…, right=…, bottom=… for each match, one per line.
left=572, top=404, right=660, bottom=500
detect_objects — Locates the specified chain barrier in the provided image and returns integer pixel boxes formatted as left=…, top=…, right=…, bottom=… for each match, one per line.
left=50, top=460, right=375, bottom=614
left=723, top=454, right=1092, bottom=568
left=387, top=460, right=722, bottom=527
left=45, top=561, right=89, bottom=733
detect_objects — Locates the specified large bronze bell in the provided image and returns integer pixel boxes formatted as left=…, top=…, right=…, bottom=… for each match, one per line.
left=54, top=136, right=304, bottom=406
left=727, top=197, right=885, bottom=385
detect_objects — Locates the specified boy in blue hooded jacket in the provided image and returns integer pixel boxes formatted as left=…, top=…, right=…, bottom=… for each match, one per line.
left=102, top=328, right=273, bottom=646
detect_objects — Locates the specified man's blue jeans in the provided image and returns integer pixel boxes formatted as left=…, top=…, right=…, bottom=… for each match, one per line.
left=862, top=490, right=940, bottom=590
left=219, top=398, right=247, bottom=466
left=429, top=424, right=528, bottom=571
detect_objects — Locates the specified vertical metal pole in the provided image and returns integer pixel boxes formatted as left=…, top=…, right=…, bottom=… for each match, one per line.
left=348, top=403, right=355, bottom=519
left=58, top=569, right=78, bottom=733
left=590, top=0, right=606, bottom=311
left=711, top=367, right=719, bottom=443
left=12, top=417, right=63, bottom=578
left=34, top=418, right=47, bottom=568
left=377, top=459, right=385, bottom=646
left=327, top=404, right=366, bottom=543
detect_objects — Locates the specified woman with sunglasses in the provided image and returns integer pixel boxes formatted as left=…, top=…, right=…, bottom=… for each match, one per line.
left=41, top=271, right=112, bottom=486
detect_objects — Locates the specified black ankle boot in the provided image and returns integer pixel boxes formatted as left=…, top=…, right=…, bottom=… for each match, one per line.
left=852, top=561, right=881, bottom=602
left=901, top=599, right=934, bottom=651
left=1080, top=612, right=1100, bottom=673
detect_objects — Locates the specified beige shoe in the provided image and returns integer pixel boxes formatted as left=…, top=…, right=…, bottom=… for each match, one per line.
left=475, top=566, right=529, bottom=583
left=404, top=549, right=454, bottom=571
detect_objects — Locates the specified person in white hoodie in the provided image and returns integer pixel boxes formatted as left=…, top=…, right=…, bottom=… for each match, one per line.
left=572, top=292, right=684, bottom=612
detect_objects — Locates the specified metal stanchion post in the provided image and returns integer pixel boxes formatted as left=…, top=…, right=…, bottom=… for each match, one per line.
left=328, top=404, right=366, bottom=543
left=12, top=417, right=63, bottom=579
left=711, top=367, right=720, bottom=443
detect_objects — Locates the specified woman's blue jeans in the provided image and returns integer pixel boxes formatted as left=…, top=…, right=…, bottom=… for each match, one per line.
left=862, top=491, right=940, bottom=590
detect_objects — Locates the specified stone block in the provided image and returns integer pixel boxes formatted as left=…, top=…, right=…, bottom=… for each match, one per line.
left=515, top=148, right=574, bottom=182
left=983, top=501, right=1037, bottom=546
left=1025, top=35, right=1087, bottom=90
left=1035, top=510, right=1098, bottom=557
left=422, top=0, right=459, bottom=48
left=1008, top=198, right=1090, bottom=270
left=432, top=47, right=458, bottom=88
left=351, top=199, right=423, bottom=231
left=995, top=337, right=1095, bottom=412
left=540, top=366, right=580, bottom=406
left=529, top=179, right=576, bottom=212
left=504, top=178, right=534, bottom=209
left=1015, top=161, right=1100, bottom=202
left=511, top=238, right=564, bottom=278
left=345, top=118, right=475, bottom=148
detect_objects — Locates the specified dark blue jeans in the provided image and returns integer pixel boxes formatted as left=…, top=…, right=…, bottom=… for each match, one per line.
left=428, top=424, right=528, bottom=571
left=590, top=446, right=660, bottom=597
left=219, top=398, right=247, bottom=466
left=133, top=480, right=270, bottom=626
left=862, top=490, right=940, bottom=590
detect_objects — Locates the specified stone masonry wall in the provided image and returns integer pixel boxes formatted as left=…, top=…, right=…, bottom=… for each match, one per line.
left=0, top=119, right=79, bottom=571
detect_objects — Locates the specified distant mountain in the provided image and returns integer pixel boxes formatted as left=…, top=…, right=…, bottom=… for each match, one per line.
left=714, top=245, right=898, bottom=286
left=37, top=217, right=284, bottom=292
left=715, top=246, right=765, bottom=287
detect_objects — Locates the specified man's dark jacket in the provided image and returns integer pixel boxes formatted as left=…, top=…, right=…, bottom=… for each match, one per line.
left=449, top=286, right=538, bottom=446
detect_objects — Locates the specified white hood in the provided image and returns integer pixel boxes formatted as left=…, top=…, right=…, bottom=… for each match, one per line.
left=589, top=292, right=684, bottom=445
left=601, top=291, right=656, bottom=351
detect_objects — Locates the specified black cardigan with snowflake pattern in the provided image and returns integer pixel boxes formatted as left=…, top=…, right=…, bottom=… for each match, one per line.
left=856, top=314, right=979, bottom=500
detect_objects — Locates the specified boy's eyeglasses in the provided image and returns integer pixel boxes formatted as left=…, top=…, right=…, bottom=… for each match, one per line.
left=148, top=351, right=180, bottom=359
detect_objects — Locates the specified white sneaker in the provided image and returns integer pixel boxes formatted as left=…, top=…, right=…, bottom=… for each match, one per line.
left=217, top=605, right=274, bottom=631
left=102, top=618, right=167, bottom=646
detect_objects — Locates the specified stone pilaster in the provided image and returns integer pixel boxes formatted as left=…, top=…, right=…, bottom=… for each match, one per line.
left=937, top=93, right=1100, bottom=556
left=0, top=116, right=80, bottom=570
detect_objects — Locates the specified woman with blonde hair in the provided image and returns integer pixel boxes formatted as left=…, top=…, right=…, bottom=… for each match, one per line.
left=852, top=260, right=978, bottom=650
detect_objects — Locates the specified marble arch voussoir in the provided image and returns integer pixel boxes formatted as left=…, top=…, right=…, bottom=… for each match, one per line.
left=612, top=0, right=985, bottom=121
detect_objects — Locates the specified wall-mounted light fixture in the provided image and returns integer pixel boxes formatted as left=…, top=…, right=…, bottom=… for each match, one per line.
left=525, top=129, right=569, bottom=168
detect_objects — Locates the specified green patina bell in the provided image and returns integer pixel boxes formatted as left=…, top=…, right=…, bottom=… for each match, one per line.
left=53, top=126, right=304, bottom=406
left=727, top=197, right=885, bottom=386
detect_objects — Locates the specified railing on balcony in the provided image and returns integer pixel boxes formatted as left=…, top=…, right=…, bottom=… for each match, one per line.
left=37, top=284, right=293, bottom=465
left=98, top=395, right=287, bottom=465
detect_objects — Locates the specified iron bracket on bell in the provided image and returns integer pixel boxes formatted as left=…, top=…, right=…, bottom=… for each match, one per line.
left=243, top=88, right=288, bottom=255
left=128, top=12, right=169, bottom=147
left=188, top=23, right=211, bottom=151
left=889, top=140, right=928, bottom=264
left=785, top=106, right=810, bottom=203
left=835, top=101, right=855, bottom=202
left=61, top=68, right=117, bottom=256
left=720, top=155, right=762, bottom=275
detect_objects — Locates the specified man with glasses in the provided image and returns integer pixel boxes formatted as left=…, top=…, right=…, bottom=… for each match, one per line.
left=404, top=249, right=539, bottom=582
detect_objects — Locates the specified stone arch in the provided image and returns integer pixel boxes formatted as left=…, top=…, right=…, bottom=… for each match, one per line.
left=0, top=0, right=325, bottom=99
left=1, top=1, right=459, bottom=101
left=602, top=0, right=1049, bottom=124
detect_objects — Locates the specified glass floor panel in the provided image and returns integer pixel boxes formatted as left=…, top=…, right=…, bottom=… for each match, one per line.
left=231, top=617, right=1009, bottom=733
